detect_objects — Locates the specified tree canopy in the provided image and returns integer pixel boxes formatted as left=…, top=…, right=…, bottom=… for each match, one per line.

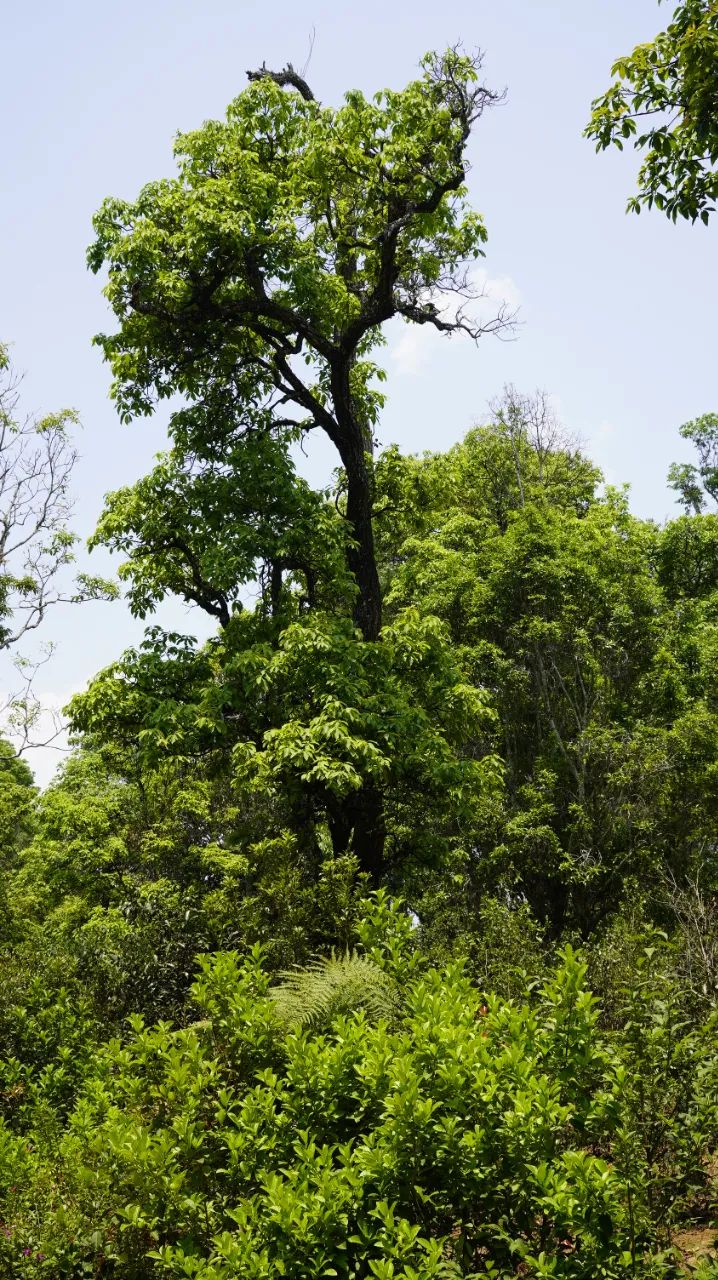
left=88, top=49, right=510, bottom=643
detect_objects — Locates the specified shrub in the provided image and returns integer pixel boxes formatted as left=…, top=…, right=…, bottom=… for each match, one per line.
left=1, top=910, right=709, bottom=1278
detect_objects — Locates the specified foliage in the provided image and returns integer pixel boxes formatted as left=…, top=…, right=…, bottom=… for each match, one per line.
left=1, top=915, right=714, bottom=1278
left=32, top=391, right=718, bottom=952
left=369, top=393, right=718, bottom=934
left=87, top=48, right=509, bottom=654
left=81, top=48, right=517, bottom=880
left=0, top=739, right=35, bottom=871
left=66, top=606, right=500, bottom=894
left=90, top=434, right=353, bottom=626
left=586, top=0, right=718, bottom=222
left=269, top=950, right=400, bottom=1029
left=6, top=744, right=371, bottom=1025
left=668, top=413, right=718, bottom=512
left=3, top=45, right=718, bottom=1280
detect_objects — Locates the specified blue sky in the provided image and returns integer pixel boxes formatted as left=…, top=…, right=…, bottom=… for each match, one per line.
left=1, top=0, right=716, bottom=783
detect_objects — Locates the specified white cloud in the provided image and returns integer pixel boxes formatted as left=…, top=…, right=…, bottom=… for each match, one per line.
left=390, top=269, right=522, bottom=376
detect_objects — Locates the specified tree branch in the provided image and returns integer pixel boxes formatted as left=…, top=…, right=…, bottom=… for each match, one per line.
left=246, top=62, right=316, bottom=102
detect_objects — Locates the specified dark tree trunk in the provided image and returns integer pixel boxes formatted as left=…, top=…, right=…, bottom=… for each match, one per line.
left=328, top=781, right=386, bottom=885
left=350, top=779, right=386, bottom=883
left=345, top=456, right=382, bottom=642
left=328, top=362, right=386, bottom=877
left=330, top=356, right=382, bottom=643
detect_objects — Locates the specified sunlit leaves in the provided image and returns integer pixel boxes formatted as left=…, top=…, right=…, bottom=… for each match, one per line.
left=586, top=0, right=718, bottom=221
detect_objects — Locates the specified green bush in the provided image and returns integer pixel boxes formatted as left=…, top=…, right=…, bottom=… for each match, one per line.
left=2, top=906, right=712, bottom=1278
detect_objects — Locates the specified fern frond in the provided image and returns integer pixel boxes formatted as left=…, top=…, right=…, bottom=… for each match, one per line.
left=270, top=951, right=399, bottom=1030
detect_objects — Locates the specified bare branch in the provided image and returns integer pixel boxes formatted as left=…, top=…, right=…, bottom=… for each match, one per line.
left=0, top=646, right=68, bottom=758
left=246, top=61, right=316, bottom=102
left=395, top=297, right=516, bottom=342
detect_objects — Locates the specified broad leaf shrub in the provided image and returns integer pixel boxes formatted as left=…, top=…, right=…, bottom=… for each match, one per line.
left=591, top=929, right=718, bottom=1232
left=0, top=908, right=716, bottom=1277
left=0, top=932, right=101, bottom=1133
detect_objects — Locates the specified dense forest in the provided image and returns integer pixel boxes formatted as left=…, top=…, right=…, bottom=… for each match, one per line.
left=1, top=5, right=718, bottom=1276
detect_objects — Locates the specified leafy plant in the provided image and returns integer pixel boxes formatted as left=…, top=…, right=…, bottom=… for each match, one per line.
left=270, top=950, right=400, bottom=1029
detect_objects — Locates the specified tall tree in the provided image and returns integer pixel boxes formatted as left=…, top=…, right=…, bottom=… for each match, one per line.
left=80, top=51, right=512, bottom=882
left=586, top=0, right=718, bottom=222
left=88, top=49, right=510, bottom=642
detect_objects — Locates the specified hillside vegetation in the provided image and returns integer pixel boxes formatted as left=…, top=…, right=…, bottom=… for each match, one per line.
left=2, top=29, right=718, bottom=1278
